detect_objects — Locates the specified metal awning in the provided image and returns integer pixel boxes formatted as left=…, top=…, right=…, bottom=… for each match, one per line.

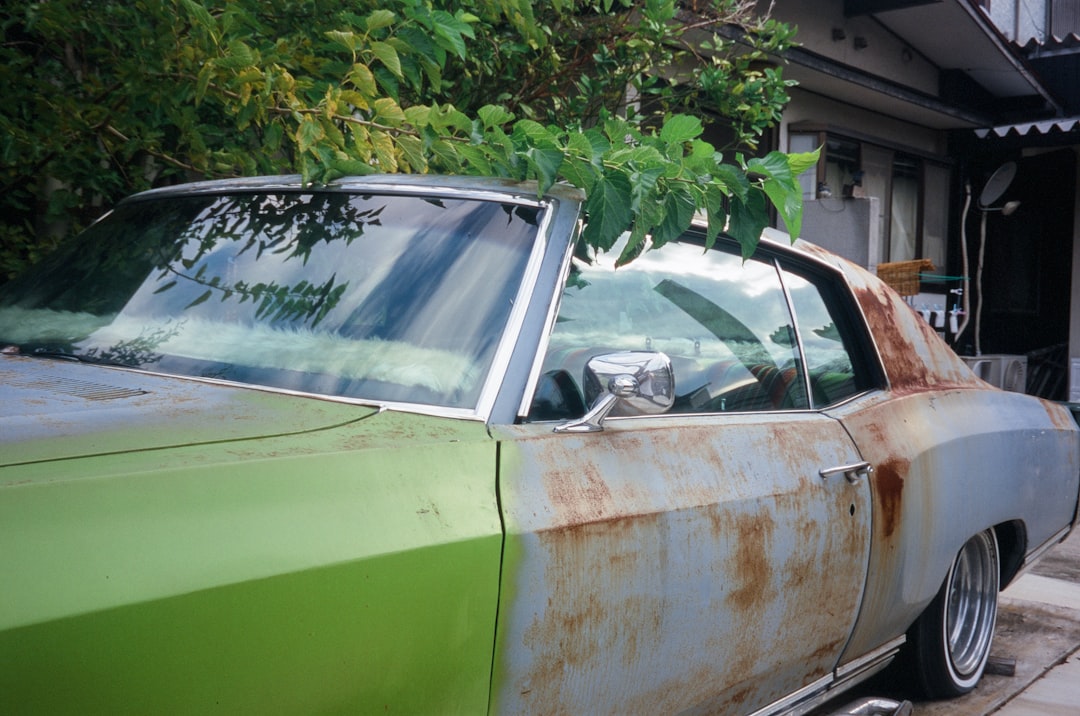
left=973, top=117, right=1080, bottom=139
left=870, top=1, right=1055, bottom=106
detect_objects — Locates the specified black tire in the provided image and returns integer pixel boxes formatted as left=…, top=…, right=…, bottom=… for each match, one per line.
left=907, top=529, right=1000, bottom=698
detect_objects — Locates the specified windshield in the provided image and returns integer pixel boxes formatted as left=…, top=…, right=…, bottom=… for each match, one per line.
left=0, top=190, right=542, bottom=409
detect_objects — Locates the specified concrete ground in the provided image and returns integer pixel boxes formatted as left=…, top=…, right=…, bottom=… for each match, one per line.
left=986, top=528, right=1080, bottom=716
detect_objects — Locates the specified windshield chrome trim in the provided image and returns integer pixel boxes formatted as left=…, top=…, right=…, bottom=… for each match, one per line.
left=515, top=218, right=582, bottom=419
left=474, top=197, right=558, bottom=420
left=128, top=174, right=585, bottom=208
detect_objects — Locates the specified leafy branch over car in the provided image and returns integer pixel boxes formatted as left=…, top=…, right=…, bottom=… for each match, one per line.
left=1, top=0, right=807, bottom=276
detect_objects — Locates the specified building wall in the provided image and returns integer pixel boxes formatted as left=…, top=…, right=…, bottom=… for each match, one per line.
left=777, top=89, right=946, bottom=157
left=764, top=1, right=954, bottom=276
left=764, top=0, right=940, bottom=95
left=778, top=88, right=951, bottom=273
left=800, top=196, right=881, bottom=269
left=763, top=0, right=1076, bottom=395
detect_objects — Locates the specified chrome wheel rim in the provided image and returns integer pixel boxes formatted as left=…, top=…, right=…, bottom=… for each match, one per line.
left=945, top=531, right=999, bottom=680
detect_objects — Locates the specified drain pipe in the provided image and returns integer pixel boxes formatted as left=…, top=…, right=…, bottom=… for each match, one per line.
left=956, top=181, right=973, bottom=345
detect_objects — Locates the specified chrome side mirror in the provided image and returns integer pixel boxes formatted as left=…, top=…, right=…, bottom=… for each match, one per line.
left=556, top=351, right=674, bottom=433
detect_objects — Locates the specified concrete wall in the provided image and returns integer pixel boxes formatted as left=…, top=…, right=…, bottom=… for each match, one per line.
left=800, top=196, right=881, bottom=271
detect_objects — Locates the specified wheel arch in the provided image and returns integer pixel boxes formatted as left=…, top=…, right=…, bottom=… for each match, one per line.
left=902, top=526, right=1002, bottom=698
left=993, top=519, right=1027, bottom=589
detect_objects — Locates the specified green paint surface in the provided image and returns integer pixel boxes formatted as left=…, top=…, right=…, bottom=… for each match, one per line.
left=1, top=411, right=501, bottom=714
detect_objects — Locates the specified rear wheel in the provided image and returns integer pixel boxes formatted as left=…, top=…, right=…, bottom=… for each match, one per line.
left=908, top=529, right=1000, bottom=698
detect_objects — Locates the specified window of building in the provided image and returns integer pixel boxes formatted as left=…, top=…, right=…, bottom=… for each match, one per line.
left=890, top=153, right=920, bottom=262
left=789, top=130, right=949, bottom=271
left=824, top=137, right=861, bottom=200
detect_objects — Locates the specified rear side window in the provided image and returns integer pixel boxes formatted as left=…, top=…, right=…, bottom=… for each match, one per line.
left=781, top=266, right=866, bottom=406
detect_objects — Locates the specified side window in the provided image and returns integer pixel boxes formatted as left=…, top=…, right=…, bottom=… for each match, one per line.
left=781, top=266, right=866, bottom=407
left=527, top=235, right=809, bottom=421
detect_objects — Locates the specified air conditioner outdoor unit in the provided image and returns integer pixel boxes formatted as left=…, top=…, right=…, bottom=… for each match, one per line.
left=962, top=354, right=1027, bottom=392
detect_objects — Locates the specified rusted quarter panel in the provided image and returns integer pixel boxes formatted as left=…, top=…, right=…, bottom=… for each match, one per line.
left=802, top=243, right=1080, bottom=665
left=797, top=240, right=984, bottom=393
left=831, top=388, right=1080, bottom=664
left=492, top=413, right=872, bottom=714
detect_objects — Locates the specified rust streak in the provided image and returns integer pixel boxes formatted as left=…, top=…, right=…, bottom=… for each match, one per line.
left=543, top=462, right=613, bottom=525
left=873, top=456, right=908, bottom=539
left=726, top=511, right=777, bottom=614
left=1043, top=399, right=1078, bottom=433
left=801, top=242, right=983, bottom=396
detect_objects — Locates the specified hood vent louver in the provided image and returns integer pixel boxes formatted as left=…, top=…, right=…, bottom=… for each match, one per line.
left=10, top=375, right=149, bottom=402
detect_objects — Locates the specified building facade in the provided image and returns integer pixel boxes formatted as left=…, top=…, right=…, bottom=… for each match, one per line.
left=742, top=0, right=1080, bottom=398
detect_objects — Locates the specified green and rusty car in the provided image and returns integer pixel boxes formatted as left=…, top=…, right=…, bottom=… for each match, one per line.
left=1, top=176, right=1078, bottom=715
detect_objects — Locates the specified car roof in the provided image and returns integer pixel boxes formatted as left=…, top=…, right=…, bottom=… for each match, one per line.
left=125, top=174, right=587, bottom=205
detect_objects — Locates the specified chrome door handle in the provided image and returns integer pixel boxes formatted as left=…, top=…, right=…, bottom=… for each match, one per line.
left=819, top=461, right=874, bottom=484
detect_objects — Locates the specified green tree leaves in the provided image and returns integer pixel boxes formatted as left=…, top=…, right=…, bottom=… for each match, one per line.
left=1, top=0, right=812, bottom=279
left=748, top=149, right=820, bottom=242
left=583, top=170, right=635, bottom=252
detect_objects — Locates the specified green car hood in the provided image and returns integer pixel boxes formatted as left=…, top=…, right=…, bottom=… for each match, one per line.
left=0, top=354, right=502, bottom=714
left=0, top=354, right=377, bottom=468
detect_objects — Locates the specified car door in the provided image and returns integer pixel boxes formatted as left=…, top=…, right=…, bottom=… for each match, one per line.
left=490, top=236, right=875, bottom=714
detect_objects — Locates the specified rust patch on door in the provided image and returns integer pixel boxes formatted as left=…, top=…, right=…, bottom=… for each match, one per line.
left=542, top=461, right=614, bottom=525
left=521, top=514, right=669, bottom=708
left=496, top=417, right=872, bottom=714
left=725, top=510, right=777, bottom=613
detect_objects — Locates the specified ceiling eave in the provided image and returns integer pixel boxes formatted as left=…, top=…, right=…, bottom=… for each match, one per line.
left=870, top=0, right=1060, bottom=110
left=781, top=46, right=992, bottom=130
left=685, top=1, right=1060, bottom=131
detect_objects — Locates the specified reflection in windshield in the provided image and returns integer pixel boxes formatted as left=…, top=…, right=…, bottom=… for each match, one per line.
left=0, top=191, right=541, bottom=409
